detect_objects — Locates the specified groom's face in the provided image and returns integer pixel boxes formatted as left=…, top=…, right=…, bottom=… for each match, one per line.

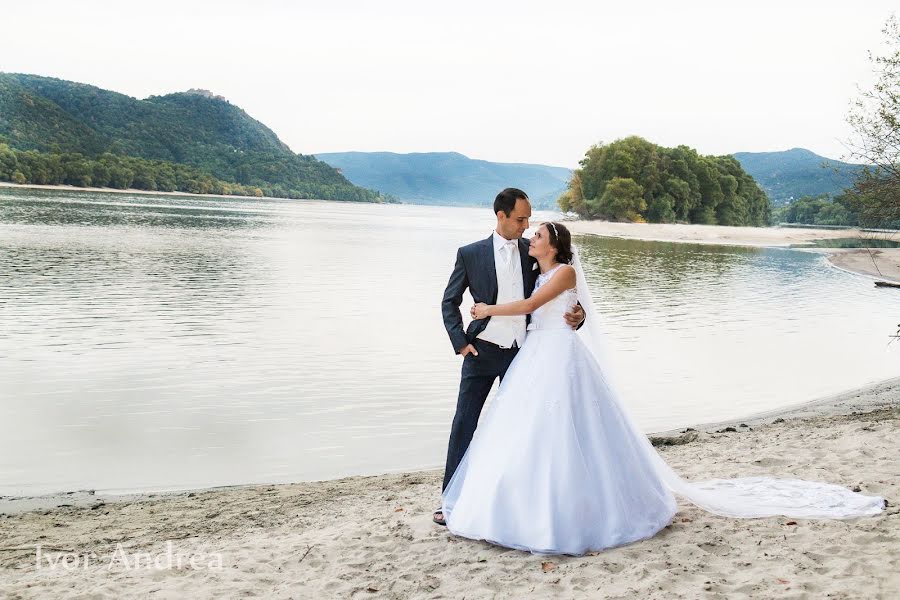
left=497, top=198, right=531, bottom=240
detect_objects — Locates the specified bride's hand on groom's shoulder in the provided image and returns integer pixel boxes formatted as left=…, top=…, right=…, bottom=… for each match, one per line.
left=471, top=303, right=491, bottom=320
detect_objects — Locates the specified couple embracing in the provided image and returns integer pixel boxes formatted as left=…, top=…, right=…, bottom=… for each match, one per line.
left=432, top=188, right=884, bottom=557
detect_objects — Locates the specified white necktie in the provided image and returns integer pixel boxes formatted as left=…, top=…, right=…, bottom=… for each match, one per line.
left=503, top=241, right=517, bottom=269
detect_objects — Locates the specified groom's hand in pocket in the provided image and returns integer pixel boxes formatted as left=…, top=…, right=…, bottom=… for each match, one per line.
left=459, top=344, right=479, bottom=358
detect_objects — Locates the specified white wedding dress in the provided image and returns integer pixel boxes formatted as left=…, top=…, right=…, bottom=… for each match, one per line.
left=441, top=258, right=885, bottom=556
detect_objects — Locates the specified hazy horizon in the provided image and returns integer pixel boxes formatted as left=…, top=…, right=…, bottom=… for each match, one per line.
left=2, top=1, right=895, bottom=168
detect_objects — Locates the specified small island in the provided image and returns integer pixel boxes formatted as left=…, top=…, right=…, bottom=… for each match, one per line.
left=559, top=136, right=771, bottom=226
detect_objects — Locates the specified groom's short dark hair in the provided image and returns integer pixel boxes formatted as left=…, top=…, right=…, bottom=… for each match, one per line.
left=494, top=188, right=529, bottom=217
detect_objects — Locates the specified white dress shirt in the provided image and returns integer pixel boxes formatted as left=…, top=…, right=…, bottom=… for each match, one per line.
left=477, top=231, right=526, bottom=348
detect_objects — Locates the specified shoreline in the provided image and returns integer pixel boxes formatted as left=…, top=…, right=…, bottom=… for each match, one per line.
left=0, top=180, right=280, bottom=202
left=647, top=374, right=900, bottom=439
left=0, top=180, right=395, bottom=205
left=3, top=375, right=898, bottom=516
left=5, top=180, right=899, bottom=281
left=2, top=379, right=897, bottom=598
left=826, top=247, right=900, bottom=282
left=565, top=219, right=888, bottom=248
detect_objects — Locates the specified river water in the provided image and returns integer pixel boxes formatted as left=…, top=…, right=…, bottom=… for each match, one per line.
left=1, top=187, right=897, bottom=495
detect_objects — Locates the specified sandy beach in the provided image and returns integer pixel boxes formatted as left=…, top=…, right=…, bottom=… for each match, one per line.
left=828, top=248, right=900, bottom=282
left=566, top=220, right=900, bottom=283
left=1, top=378, right=897, bottom=599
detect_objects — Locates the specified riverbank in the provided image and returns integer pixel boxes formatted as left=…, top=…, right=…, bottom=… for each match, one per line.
left=0, top=181, right=398, bottom=204
left=567, top=220, right=900, bottom=283
left=0, top=180, right=273, bottom=202
left=2, top=379, right=897, bottom=599
left=828, top=248, right=900, bottom=282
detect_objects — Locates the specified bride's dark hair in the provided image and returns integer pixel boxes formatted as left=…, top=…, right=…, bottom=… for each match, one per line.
left=543, top=221, right=573, bottom=265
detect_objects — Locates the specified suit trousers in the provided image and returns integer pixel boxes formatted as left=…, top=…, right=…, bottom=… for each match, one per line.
left=441, top=338, right=519, bottom=491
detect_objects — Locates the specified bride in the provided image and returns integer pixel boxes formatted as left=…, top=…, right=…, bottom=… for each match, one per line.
left=440, top=221, right=885, bottom=556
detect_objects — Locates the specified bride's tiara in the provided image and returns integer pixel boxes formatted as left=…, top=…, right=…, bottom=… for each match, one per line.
left=547, top=222, right=559, bottom=238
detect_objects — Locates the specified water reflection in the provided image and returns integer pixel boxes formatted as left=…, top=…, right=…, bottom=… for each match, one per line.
left=575, top=233, right=897, bottom=430
left=576, top=235, right=760, bottom=293
left=0, top=188, right=283, bottom=231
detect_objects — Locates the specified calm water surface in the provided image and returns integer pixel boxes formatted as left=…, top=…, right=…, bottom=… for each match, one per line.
left=1, top=188, right=897, bottom=495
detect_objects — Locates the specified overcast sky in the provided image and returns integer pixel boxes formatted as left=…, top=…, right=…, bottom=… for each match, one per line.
left=2, top=1, right=895, bottom=168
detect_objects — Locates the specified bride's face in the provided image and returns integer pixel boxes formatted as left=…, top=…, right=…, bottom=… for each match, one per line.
left=528, top=225, right=556, bottom=261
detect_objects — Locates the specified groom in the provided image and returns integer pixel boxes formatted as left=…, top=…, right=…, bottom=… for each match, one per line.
left=434, top=188, right=584, bottom=526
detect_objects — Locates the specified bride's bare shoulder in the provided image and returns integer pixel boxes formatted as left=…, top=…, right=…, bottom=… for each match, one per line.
left=552, top=264, right=577, bottom=286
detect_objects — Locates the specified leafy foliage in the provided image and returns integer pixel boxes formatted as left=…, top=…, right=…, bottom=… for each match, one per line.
left=844, top=16, right=900, bottom=227
left=0, top=144, right=269, bottom=196
left=0, top=73, right=384, bottom=202
left=770, top=194, right=859, bottom=227
left=559, top=136, right=770, bottom=226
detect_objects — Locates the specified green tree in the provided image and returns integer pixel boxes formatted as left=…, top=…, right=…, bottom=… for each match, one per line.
left=91, top=163, right=111, bottom=187
left=664, top=177, right=693, bottom=221
left=64, top=158, right=93, bottom=187
left=845, top=15, right=900, bottom=227
left=131, top=163, right=157, bottom=191
left=815, top=201, right=853, bottom=226
left=108, top=165, right=134, bottom=189
left=647, top=193, right=676, bottom=223
left=599, top=177, right=647, bottom=221
left=0, top=144, right=18, bottom=179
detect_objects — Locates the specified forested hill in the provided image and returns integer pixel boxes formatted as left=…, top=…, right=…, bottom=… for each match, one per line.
left=314, top=151, right=571, bottom=209
left=732, top=148, right=864, bottom=205
left=0, top=73, right=383, bottom=201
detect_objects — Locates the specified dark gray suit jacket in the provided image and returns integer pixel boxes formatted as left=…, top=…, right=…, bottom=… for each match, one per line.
left=441, top=234, right=539, bottom=354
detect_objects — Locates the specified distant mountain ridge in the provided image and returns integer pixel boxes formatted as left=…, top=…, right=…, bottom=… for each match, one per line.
left=732, top=148, right=864, bottom=204
left=0, top=73, right=382, bottom=201
left=314, top=151, right=571, bottom=208
left=317, top=148, right=863, bottom=210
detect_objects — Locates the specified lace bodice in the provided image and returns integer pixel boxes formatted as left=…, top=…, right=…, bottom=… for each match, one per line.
left=527, top=265, right=577, bottom=331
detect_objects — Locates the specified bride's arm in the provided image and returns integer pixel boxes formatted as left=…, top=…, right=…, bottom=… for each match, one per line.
left=473, top=266, right=576, bottom=318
